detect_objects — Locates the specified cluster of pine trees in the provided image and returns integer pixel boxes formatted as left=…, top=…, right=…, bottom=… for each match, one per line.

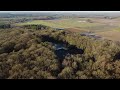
left=0, top=27, right=120, bottom=79
left=0, top=23, right=11, bottom=29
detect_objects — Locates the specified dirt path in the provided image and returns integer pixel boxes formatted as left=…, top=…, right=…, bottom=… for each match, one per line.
left=65, top=28, right=88, bottom=33
left=95, top=30, right=120, bottom=41
left=66, top=27, right=120, bottom=42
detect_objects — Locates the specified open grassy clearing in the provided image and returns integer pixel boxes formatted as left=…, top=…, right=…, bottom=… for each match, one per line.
left=16, top=18, right=120, bottom=33
left=16, top=18, right=103, bottom=29
left=65, top=28, right=89, bottom=33
left=95, top=30, right=120, bottom=41
left=114, top=27, right=120, bottom=31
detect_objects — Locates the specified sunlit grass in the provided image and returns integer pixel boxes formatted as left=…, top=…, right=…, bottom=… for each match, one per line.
left=16, top=18, right=120, bottom=33
left=16, top=19, right=102, bottom=29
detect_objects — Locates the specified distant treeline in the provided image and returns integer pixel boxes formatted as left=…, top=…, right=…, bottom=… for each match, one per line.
left=33, top=17, right=56, bottom=20
left=22, top=24, right=50, bottom=30
left=0, top=23, right=11, bottom=29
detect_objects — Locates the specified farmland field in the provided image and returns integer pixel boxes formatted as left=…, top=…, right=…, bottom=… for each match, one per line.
left=96, top=30, right=120, bottom=41
left=16, top=17, right=120, bottom=41
left=17, top=18, right=101, bottom=28
left=17, top=18, right=120, bottom=32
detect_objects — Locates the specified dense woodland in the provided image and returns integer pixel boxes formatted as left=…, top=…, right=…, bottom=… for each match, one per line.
left=0, top=23, right=11, bottom=29
left=0, top=25, right=120, bottom=79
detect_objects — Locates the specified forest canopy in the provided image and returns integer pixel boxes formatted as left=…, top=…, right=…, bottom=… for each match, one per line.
left=0, top=27, right=120, bottom=79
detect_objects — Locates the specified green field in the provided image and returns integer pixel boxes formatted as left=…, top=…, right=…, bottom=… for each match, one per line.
left=16, top=18, right=120, bottom=32
left=17, top=18, right=102, bottom=28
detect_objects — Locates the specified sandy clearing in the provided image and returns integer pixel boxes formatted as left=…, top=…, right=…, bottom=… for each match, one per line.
left=96, top=30, right=120, bottom=41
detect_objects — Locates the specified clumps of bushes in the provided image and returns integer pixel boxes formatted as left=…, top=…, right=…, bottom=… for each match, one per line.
left=22, top=24, right=50, bottom=30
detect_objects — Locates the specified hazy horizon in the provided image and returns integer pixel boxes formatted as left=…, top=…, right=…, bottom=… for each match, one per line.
left=1, top=11, right=120, bottom=17
left=0, top=11, right=120, bottom=13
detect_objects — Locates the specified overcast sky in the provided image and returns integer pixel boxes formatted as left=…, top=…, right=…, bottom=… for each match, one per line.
left=0, top=11, right=120, bottom=13
left=1, top=11, right=120, bottom=16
